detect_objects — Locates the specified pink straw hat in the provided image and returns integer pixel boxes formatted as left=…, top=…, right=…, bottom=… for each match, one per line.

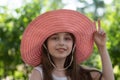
left=20, top=9, right=96, bottom=67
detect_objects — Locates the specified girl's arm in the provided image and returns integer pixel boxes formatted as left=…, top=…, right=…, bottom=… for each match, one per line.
left=98, top=44, right=114, bottom=80
left=93, top=20, right=114, bottom=80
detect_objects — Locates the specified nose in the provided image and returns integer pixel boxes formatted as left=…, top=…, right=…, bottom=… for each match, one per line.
left=58, top=39, right=65, bottom=46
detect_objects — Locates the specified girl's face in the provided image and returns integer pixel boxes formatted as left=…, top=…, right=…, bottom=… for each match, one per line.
left=47, top=32, right=74, bottom=59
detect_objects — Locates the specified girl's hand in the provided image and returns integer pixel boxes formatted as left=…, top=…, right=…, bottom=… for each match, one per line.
left=94, top=20, right=115, bottom=80
left=93, top=20, right=107, bottom=48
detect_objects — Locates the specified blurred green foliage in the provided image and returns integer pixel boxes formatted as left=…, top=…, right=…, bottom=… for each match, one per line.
left=0, top=0, right=120, bottom=80
left=78, top=0, right=120, bottom=80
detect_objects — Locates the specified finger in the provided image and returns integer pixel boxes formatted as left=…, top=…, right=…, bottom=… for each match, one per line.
left=101, top=31, right=106, bottom=35
left=100, top=30, right=105, bottom=35
left=99, top=30, right=106, bottom=36
left=98, top=19, right=101, bottom=31
left=98, top=29, right=103, bottom=34
left=93, top=21, right=97, bottom=30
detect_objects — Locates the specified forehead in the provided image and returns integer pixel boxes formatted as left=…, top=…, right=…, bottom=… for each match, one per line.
left=44, top=32, right=75, bottom=43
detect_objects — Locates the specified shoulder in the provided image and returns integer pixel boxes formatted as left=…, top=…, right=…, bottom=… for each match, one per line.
left=81, top=65, right=104, bottom=80
left=29, top=66, right=43, bottom=80
left=29, top=69, right=42, bottom=80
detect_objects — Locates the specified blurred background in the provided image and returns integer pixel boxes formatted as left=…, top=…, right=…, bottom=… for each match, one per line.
left=0, top=0, right=120, bottom=80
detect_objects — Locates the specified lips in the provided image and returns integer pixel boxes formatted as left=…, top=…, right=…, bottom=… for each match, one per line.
left=56, top=48, right=66, bottom=52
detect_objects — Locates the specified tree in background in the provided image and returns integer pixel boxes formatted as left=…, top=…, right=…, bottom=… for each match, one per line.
left=77, top=0, right=105, bottom=20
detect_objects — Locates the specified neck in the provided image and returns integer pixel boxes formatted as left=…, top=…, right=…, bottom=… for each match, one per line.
left=52, top=56, right=73, bottom=71
left=53, top=58, right=66, bottom=71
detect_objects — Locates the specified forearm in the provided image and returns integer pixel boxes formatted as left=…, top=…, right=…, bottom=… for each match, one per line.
left=98, top=46, right=114, bottom=80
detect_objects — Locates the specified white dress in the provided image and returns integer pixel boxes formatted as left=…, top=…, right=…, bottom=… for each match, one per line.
left=34, top=65, right=68, bottom=80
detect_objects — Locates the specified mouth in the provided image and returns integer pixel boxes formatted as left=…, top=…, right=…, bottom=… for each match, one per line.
left=56, top=48, right=67, bottom=52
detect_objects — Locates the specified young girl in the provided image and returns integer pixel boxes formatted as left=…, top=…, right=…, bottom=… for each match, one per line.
left=20, top=9, right=114, bottom=80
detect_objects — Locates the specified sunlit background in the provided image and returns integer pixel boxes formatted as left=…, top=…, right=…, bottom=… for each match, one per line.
left=0, top=0, right=113, bottom=9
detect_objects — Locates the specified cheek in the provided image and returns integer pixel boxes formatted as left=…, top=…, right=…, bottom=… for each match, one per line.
left=68, top=42, right=74, bottom=49
left=47, top=41, right=55, bottom=52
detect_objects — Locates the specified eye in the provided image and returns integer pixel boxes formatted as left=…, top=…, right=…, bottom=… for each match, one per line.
left=50, top=36, right=58, bottom=40
left=64, top=36, right=72, bottom=41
